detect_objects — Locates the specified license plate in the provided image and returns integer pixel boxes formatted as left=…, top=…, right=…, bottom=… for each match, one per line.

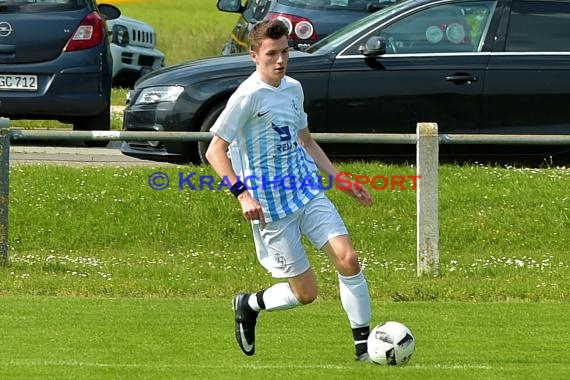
left=0, top=74, right=38, bottom=91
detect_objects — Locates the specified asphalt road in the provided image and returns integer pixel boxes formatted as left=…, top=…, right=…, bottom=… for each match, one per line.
left=7, top=107, right=175, bottom=166
left=9, top=141, right=171, bottom=166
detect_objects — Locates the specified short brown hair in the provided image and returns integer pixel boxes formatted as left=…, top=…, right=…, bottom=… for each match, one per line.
left=249, top=19, right=289, bottom=52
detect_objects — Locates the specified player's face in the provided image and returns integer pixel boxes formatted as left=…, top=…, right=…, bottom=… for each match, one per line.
left=251, top=35, right=289, bottom=87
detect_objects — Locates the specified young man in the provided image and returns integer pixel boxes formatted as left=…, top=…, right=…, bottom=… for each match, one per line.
left=205, top=19, right=373, bottom=362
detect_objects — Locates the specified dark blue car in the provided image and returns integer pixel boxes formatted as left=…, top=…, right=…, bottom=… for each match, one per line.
left=217, top=0, right=399, bottom=54
left=0, top=0, right=120, bottom=145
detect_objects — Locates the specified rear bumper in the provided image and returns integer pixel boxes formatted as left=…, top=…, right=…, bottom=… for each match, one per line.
left=1, top=86, right=109, bottom=119
left=0, top=49, right=112, bottom=120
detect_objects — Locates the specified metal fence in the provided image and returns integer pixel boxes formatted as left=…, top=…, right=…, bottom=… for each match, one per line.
left=1, top=117, right=570, bottom=275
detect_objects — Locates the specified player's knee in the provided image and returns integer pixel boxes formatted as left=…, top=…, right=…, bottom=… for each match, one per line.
left=297, top=290, right=317, bottom=305
left=294, top=286, right=318, bottom=305
left=337, top=250, right=361, bottom=276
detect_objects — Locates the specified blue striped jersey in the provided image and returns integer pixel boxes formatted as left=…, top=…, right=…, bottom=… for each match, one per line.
left=211, top=72, right=321, bottom=223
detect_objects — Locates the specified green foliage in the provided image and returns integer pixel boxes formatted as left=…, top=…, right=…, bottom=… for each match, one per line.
left=2, top=162, right=569, bottom=301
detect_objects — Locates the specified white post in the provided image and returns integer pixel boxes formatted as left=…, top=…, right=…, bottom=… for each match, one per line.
left=0, top=117, right=10, bottom=265
left=416, top=122, right=439, bottom=276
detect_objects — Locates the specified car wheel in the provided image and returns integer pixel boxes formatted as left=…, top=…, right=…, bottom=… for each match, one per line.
left=73, top=107, right=111, bottom=147
left=198, top=102, right=226, bottom=165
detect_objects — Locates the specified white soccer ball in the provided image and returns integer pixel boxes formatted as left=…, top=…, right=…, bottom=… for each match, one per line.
left=367, top=321, right=415, bottom=366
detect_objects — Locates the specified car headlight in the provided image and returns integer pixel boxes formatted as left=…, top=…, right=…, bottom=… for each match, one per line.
left=112, top=25, right=129, bottom=46
left=133, top=86, right=184, bottom=105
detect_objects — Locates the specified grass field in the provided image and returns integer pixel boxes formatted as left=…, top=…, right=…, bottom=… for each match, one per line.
left=1, top=162, right=569, bottom=378
left=1, top=297, right=568, bottom=380
left=4, top=163, right=569, bottom=300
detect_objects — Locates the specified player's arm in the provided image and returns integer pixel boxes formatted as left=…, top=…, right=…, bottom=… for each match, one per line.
left=298, top=127, right=372, bottom=207
left=206, top=136, right=265, bottom=224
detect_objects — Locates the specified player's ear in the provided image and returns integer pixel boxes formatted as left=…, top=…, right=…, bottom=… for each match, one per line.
left=250, top=49, right=258, bottom=63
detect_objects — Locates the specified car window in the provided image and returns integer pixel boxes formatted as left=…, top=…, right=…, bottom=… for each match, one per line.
left=305, top=0, right=407, bottom=54
left=374, top=1, right=497, bottom=54
left=278, top=0, right=396, bottom=12
left=505, top=1, right=570, bottom=52
left=0, top=0, right=85, bottom=12
left=251, top=0, right=270, bottom=19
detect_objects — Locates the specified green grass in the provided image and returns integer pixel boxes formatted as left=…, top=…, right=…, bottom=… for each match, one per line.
left=109, top=0, right=238, bottom=65
left=0, top=297, right=568, bottom=380
left=3, top=162, right=569, bottom=301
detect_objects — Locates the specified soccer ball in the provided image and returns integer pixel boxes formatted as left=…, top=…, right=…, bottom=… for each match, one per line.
left=367, top=321, right=415, bottom=366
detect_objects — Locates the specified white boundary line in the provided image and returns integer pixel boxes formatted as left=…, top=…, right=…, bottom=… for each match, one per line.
left=2, top=359, right=496, bottom=370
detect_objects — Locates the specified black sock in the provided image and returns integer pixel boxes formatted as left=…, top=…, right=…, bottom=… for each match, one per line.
left=246, top=290, right=266, bottom=313
left=352, top=326, right=370, bottom=356
left=256, top=290, right=266, bottom=310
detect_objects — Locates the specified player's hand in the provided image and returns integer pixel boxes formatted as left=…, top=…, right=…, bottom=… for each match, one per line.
left=343, top=181, right=373, bottom=207
left=237, top=191, right=266, bottom=227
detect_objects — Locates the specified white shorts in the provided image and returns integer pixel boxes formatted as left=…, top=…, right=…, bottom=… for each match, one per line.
left=251, top=192, right=348, bottom=278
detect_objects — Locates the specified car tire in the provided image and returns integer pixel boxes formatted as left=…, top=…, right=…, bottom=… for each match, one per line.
left=198, top=102, right=226, bottom=165
left=73, top=107, right=111, bottom=147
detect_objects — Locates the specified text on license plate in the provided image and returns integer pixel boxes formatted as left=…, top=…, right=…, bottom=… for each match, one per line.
left=0, top=74, right=38, bottom=91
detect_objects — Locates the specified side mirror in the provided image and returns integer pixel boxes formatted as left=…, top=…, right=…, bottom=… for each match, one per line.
left=358, top=36, right=387, bottom=56
left=98, top=4, right=121, bottom=21
left=217, top=0, right=244, bottom=13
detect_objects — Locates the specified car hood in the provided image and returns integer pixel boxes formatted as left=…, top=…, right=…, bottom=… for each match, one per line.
left=135, top=50, right=327, bottom=88
left=108, top=15, right=151, bottom=29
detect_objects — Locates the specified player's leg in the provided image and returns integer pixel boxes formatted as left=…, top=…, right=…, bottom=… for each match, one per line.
left=247, top=267, right=316, bottom=312
left=322, top=235, right=372, bottom=361
left=233, top=212, right=313, bottom=356
left=301, top=193, right=372, bottom=360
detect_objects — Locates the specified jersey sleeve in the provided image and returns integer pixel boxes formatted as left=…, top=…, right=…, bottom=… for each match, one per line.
left=210, top=92, right=254, bottom=143
left=297, top=83, right=309, bottom=130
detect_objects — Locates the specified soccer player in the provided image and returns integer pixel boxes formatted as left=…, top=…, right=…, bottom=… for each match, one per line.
left=205, top=19, right=373, bottom=362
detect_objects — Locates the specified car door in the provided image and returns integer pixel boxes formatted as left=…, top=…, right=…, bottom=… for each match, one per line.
left=482, top=0, right=570, bottom=136
left=326, top=0, right=499, bottom=158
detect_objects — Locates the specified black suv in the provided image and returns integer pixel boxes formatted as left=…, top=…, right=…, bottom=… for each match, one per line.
left=122, top=0, right=570, bottom=164
left=217, top=0, right=400, bottom=54
left=0, top=0, right=119, bottom=139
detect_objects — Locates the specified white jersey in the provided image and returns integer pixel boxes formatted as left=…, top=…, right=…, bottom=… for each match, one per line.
left=211, top=72, right=321, bottom=223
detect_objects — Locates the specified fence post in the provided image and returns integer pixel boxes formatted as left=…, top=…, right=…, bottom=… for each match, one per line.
left=416, top=122, right=439, bottom=276
left=0, top=118, right=9, bottom=265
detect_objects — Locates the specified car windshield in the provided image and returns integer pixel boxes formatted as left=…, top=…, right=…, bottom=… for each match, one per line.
left=304, top=0, right=408, bottom=54
left=278, top=0, right=399, bottom=12
left=0, top=0, right=84, bottom=12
